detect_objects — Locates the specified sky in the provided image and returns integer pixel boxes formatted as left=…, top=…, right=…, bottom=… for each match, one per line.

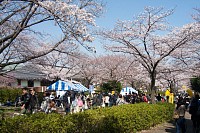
left=92, top=0, right=200, bottom=55
left=33, top=0, right=200, bottom=55
left=96, top=0, right=199, bottom=28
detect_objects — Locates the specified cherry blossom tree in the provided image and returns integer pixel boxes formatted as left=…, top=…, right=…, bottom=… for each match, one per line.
left=68, top=54, right=133, bottom=89
left=123, top=60, right=150, bottom=91
left=0, top=0, right=103, bottom=73
left=158, top=8, right=200, bottom=90
left=157, top=64, right=192, bottom=93
left=95, top=54, right=129, bottom=82
left=100, top=7, right=200, bottom=103
left=96, top=55, right=149, bottom=90
left=87, top=54, right=149, bottom=91
left=26, top=39, right=84, bottom=79
left=191, top=8, right=200, bottom=75
left=73, top=55, right=102, bottom=88
left=193, top=8, right=200, bottom=22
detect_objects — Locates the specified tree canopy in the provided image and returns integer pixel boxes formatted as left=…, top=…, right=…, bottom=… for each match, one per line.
left=100, top=7, right=200, bottom=102
left=0, top=0, right=103, bottom=73
left=100, top=80, right=122, bottom=93
left=190, top=76, right=200, bottom=93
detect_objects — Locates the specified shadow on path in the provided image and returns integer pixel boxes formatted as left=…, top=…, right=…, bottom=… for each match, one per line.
left=164, top=120, right=176, bottom=133
left=138, top=112, right=195, bottom=133
left=164, top=118, right=194, bottom=133
left=185, top=118, right=195, bottom=133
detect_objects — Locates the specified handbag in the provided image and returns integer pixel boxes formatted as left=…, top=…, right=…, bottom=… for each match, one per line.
left=173, top=109, right=179, bottom=119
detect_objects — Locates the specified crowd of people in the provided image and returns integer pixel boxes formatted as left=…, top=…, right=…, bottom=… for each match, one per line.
left=12, top=87, right=200, bottom=132
left=16, top=87, right=169, bottom=115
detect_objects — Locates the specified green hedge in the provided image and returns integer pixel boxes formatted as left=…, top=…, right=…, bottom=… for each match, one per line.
left=0, top=87, right=44, bottom=105
left=0, top=87, right=22, bottom=103
left=0, top=103, right=175, bottom=133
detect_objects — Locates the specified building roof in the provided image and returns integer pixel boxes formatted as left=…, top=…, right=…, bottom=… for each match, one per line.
left=7, top=65, right=49, bottom=80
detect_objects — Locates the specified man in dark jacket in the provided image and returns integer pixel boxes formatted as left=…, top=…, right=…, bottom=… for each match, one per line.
left=29, top=88, right=39, bottom=114
left=63, top=92, right=71, bottom=114
left=20, top=87, right=31, bottom=114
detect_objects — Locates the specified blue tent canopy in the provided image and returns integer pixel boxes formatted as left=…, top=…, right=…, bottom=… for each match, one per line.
left=120, top=87, right=138, bottom=95
left=74, top=83, right=89, bottom=92
left=47, top=80, right=78, bottom=91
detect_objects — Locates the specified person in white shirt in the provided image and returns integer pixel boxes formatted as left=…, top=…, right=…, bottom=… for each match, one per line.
left=50, top=92, right=55, bottom=100
left=105, top=95, right=110, bottom=107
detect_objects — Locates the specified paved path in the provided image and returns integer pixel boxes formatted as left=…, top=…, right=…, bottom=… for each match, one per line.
left=138, top=111, right=194, bottom=133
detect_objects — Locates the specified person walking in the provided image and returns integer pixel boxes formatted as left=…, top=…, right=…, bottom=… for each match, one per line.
left=104, top=94, right=110, bottom=107
left=20, top=87, right=31, bottom=114
left=41, top=91, right=53, bottom=114
left=29, top=88, right=39, bottom=114
left=175, top=97, right=186, bottom=133
left=62, top=92, right=71, bottom=114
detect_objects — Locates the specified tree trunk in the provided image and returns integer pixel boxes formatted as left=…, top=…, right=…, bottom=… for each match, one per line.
left=150, top=72, right=156, bottom=104
left=85, top=78, right=92, bottom=90
left=168, top=79, right=176, bottom=94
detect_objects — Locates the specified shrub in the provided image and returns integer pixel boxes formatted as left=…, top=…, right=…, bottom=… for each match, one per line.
left=0, top=87, right=21, bottom=103
left=0, top=103, right=174, bottom=133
